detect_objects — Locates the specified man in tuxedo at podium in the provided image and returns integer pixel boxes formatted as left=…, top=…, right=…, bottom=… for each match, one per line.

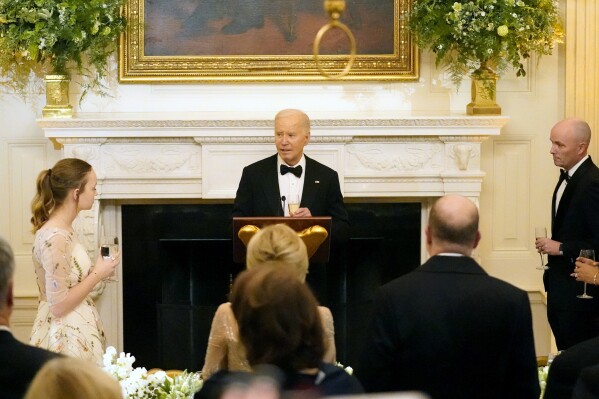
left=0, top=236, right=59, bottom=399
left=535, top=118, right=599, bottom=350
left=233, top=109, right=349, bottom=302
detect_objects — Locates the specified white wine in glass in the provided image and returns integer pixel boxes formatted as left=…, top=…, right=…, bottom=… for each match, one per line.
left=577, top=249, right=595, bottom=299
left=101, top=236, right=119, bottom=282
left=288, top=194, right=300, bottom=215
left=535, top=227, right=548, bottom=270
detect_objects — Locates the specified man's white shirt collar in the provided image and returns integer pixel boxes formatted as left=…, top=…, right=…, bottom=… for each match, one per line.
left=565, top=155, right=589, bottom=178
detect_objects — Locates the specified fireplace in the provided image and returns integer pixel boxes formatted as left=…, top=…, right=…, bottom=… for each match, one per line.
left=121, top=201, right=421, bottom=369
left=38, top=112, right=507, bottom=369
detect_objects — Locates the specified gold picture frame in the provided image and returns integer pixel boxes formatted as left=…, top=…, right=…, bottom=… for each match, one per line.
left=119, top=0, right=418, bottom=82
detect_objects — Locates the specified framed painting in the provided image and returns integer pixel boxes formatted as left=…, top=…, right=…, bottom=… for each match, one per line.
left=119, top=0, right=418, bottom=82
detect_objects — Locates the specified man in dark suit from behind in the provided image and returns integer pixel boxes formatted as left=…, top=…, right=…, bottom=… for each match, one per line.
left=355, top=195, right=540, bottom=399
left=0, top=236, right=59, bottom=399
left=535, top=118, right=599, bottom=350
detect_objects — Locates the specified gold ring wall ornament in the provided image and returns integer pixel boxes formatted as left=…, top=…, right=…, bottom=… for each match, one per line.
left=313, top=0, right=357, bottom=79
left=238, top=224, right=329, bottom=259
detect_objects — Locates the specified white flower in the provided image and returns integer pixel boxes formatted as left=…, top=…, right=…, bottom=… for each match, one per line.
left=102, top=347, right=203, bottom=399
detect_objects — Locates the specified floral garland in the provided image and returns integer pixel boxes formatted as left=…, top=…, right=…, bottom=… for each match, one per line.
left=102, top=347, right=203, bottom=399
left=0, top=0, right=126, bottom=100
left=408, top=0, right=563, bottom=88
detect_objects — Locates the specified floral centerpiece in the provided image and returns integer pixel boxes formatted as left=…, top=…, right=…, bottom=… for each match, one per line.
left=0, top=0, right=126, bottom=105
left=102, top=346, right=203, bottom=399
left=408, top=0, right=563, bottom=113
left=538, top=363, right=549, bottom=398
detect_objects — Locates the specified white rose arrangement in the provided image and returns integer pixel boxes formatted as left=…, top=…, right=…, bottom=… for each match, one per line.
left=102, top=346, right=203, bottom=399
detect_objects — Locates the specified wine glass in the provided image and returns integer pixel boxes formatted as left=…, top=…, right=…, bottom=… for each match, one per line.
left=535, top=227, right=549, bottom=270
left=288, top=194, right=300, bottom=216
left=577, top=249, right=595, bottom=299
left=101, top=236, right=119, bottom=282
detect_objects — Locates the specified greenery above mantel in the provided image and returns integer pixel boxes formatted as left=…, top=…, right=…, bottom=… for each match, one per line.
left=0, top=0, right=126, bottom=100
left=408, top=0, right=563, bottom=88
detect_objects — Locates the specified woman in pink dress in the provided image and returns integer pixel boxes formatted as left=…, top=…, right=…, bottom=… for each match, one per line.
left=29, top=158, right=118, bottom=364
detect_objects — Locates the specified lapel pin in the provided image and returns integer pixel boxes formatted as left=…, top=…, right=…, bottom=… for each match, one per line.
left=315, top=180, right=320, bottom=183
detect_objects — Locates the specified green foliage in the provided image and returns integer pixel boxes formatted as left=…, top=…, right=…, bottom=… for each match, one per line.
left=0, top=0, right=126, bottom=99
left=408, top=0, right=563, bottom=88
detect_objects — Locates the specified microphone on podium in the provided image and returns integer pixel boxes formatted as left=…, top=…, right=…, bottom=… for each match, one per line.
left=281, top=196, right=286, bottom=215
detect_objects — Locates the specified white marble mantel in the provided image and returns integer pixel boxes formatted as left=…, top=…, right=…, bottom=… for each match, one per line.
left=37, top=111, right=509, bottom=348
left=38, top=112, right=509, bottom=200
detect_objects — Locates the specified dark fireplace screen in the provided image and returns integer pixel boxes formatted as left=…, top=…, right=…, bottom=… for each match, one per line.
left=122, top=202, right=421, bottom=371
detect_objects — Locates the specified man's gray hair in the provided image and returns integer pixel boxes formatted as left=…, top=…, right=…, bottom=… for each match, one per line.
left=0, top=236, right=15, bottom=307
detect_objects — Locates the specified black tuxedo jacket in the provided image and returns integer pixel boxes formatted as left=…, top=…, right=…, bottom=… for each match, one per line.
left=545, top=336, right=599, bottom=399
left=545, top=156, right=599, bottom=310
left=355, top=255, right=540, bottom=399
left=0, top=330, right=59, bottom=399
left=232, top=154, right=349, bottom=241
left=573, top=362, right=599, bottom=399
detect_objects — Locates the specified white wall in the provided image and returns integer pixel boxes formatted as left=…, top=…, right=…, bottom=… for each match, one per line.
left=0, top=49, right=560, bottom=356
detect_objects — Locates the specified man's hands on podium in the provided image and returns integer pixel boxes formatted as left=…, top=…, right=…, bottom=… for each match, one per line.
left=290, top=207, right=312, bottom=217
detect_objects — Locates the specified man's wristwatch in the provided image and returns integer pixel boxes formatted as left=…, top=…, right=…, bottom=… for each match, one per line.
left=559, top=243, right=564, bottom=255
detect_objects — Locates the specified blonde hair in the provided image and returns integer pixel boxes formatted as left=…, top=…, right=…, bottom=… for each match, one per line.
left=30, top=158, right=92, bottom=233
left=246, top=224, right=309, bottom=281
left=24, top=357, right=122, bottom=399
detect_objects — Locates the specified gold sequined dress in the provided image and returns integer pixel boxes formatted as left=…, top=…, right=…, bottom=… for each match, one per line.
left=202, top=302, right=336, bottom=379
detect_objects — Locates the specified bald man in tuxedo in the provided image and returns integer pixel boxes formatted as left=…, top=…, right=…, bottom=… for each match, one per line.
left=535, top=118, right=599, bottom=350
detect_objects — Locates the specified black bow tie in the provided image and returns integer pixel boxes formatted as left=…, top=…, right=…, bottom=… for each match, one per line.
left=560, top=169, right=570, bottom=183
left=280, top=164, right=302, bottom=178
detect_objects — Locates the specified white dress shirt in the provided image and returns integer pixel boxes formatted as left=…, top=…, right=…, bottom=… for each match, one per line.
left=277, top=155, right=306, bottom=216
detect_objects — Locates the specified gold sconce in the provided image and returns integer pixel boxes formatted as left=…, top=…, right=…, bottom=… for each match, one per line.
left=313, top=0, right=357, bottom=79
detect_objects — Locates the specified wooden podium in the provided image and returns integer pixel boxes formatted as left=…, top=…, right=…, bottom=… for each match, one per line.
left=233, top=217, right=332, bottom=263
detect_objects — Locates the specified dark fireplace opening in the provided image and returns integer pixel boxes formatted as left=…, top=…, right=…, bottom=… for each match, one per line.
left=122, top=202, right=421, bottom=371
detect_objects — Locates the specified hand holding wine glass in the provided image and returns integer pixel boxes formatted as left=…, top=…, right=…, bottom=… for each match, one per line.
left=577, top=249, right=595, bottom=299
left=535, top=227, right=548, bottom=270
left=100, top=237, right=120, bottom=282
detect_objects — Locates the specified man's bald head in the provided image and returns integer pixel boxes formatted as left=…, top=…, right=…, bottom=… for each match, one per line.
left=553, top=118, right=591, bottom=145
left=428, top=195, right=480, bottom=254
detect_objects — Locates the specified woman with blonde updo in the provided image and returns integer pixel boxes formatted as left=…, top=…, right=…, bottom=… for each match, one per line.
left=201, top=224, right=336, bottom=379
left=24, top=357, right=122, bottom=399
left=29, top=158, right=118, bottom=364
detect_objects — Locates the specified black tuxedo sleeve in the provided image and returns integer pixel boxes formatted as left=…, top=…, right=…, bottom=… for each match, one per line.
left=560, top=179, right=599, bottom=259
left=504, top=290, right=542, bottom=399
left=325, top=170, right=350, bottom=243
left=232, top=166, right=253, bottom=217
